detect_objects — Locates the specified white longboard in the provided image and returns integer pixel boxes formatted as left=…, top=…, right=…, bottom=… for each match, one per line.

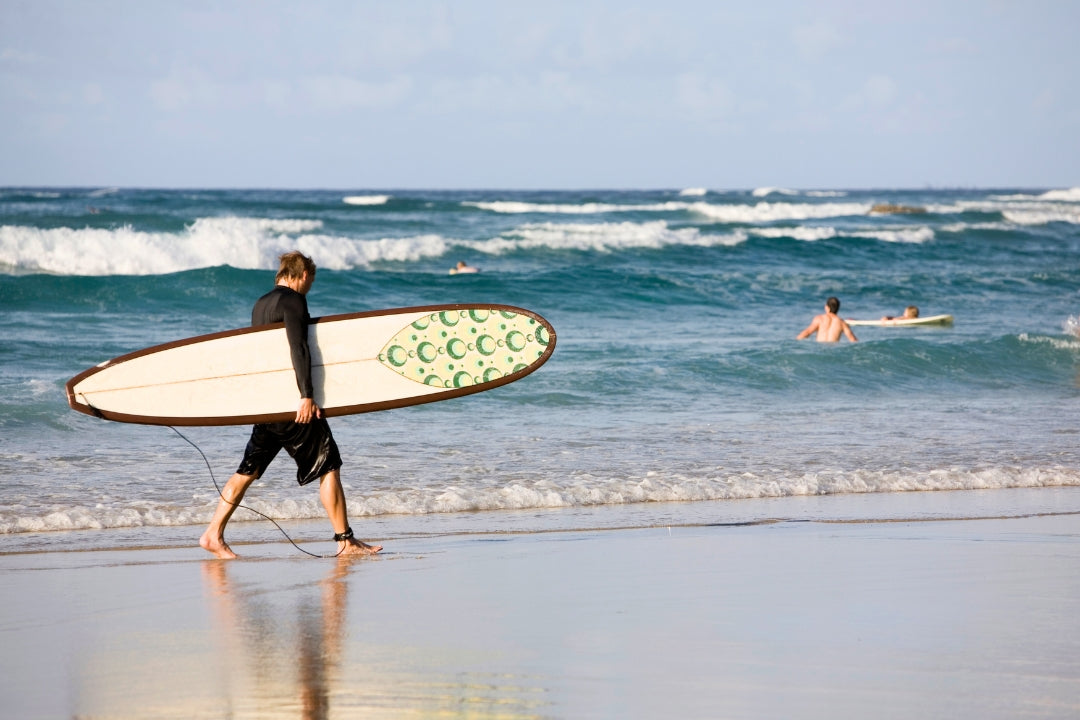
left=846, top=314, right=953, bottom=327
left=67, top=304, right=556, bottom=426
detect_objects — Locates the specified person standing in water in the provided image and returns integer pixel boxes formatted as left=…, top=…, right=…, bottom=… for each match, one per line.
left=200, top=251, right=382, bottom=559
left=796, top=296, right=859, bottom=343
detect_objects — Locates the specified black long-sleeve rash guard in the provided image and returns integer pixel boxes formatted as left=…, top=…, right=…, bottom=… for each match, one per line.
left=251, top=285, right=314, bottom=399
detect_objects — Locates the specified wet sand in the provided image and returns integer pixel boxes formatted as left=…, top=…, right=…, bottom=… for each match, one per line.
left=1, top=510, right=1079, bottom=719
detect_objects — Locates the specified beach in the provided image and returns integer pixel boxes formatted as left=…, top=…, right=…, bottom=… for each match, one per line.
left=4, top=186, right=1080, bottom=717
left=4, top=0, right=1080, bottom=713
left=3, top=490, right=1079, bottom=720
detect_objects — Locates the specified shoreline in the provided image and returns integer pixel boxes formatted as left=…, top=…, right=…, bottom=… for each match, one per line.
left=2, top=502, right=1079, bottom=718
left=3, top=485, right=1079, bottom=556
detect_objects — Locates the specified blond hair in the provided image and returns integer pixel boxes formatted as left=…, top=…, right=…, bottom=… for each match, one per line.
left=275, top=251, right=316, bottom=282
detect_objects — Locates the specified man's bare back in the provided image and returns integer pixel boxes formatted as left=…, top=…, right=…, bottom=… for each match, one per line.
left=796, top=298, right=858, bottom=343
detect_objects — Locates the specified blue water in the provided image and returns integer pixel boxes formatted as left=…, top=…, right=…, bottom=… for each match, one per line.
left=3, top=186, right=1080, bottom=547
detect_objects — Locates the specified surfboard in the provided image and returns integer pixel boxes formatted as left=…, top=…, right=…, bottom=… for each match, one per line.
left=1065, top=316, right=1080, bottom=338
left=66, top=304, right=556, bottom=427
left=846, top=314, right=953, bottom=327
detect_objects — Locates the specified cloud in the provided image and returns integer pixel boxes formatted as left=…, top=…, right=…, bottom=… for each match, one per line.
left=425, top=71, right=594, bottom=116
left=862, top=74, right=897, bottom=107
left=1031, top=88, right=1063, bottom=116
left=304, top=75, right=413, bottom=111
left=148, top=66, right=217, bottom=112
left=839, top=73, right=899, bottom=114
left=552, top=10, right=672, bottom=70
left=676, top=73, right=735, bottom=115
left=792, top=20, right=842, bottom=60
left=146, top=63, right=415, bottom=116
left=0, top=48, right=43, bottom=65
left=82, top=83, right=104, bottom=105
left=930, top=36, right=978, bottom=56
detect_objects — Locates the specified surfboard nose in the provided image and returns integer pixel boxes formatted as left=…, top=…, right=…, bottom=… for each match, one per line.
left=378, top=308, right=553, bottom=389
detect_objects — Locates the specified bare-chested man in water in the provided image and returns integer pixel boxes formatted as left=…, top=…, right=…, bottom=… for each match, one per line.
left=796, top=296, right=858, bottom=343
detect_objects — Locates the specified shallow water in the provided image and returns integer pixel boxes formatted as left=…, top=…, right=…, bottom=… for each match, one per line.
left=3, top=186, right=1080, bottom=547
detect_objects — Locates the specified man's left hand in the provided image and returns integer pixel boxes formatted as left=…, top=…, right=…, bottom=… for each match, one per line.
left=295, top=398, right=321, bottom=424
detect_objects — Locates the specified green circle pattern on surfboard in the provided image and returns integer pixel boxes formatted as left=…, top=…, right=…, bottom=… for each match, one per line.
left=378, top=309, right=551, bottom=389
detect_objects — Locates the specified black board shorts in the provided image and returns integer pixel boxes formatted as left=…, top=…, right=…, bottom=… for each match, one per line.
left=236, top=418, right=342, bottom=486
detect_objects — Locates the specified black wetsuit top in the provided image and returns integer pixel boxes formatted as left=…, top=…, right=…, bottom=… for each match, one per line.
left=252, top=285, right=313, bottom=399
left=237, top=285, right=341, bottom=485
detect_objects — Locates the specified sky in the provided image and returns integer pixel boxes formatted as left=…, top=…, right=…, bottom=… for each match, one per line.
left=1, top=0, right=1078, bottom=190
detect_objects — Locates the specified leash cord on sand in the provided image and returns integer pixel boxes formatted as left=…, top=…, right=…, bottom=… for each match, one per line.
left=167, top=425, right=343, bottom=559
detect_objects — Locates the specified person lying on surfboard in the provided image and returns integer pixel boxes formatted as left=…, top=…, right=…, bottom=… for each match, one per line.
left=449, top=260, right=479, bottom=275
left=199, top=251, right=382, bottom=559
left=881, top=306, right=919, bottom=322
left=796, top=296, right=858, bottom=343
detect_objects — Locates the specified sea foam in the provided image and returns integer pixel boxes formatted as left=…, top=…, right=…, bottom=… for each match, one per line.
left=465, top=199, right=876, bottom=223
left=0, top=218, right=449, bottom=275
left=751, top=187, right=800, bottom=197
left=1003, top=208, right=1080, bottom=225
left=463, top=200, right=690, bottom=214
left=1038, top=187, right=1080, bottom=202
left=343, top=195, right=391, bottom=205
left=933, top=198, right=1080, bottom=224
left=751, top=224, right=936, bottom=244
left=472, top=221, right=745, bottom=253
left=688, top=201, right=873, bottom=223
left=990, top=188, right=1080, bottom=203
left=4, top=464, right=1078, bottom=533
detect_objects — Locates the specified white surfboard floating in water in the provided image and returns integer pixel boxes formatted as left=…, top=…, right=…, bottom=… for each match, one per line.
left=67, top=304, right=556, bottom=426
left=1064, top=316, right=1080, bottom=338
left=846, top=314, right=953, bottom=327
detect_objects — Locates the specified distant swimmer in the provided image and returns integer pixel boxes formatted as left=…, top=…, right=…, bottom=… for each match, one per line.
left=449, top=260, right=479, bottom=275
left=882, top=306, right=919, bottom=322
left=797, top=296, right=858, bottom=343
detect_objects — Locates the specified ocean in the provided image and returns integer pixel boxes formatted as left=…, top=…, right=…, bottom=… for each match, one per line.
left=3, top=186, right=1080, bottom=552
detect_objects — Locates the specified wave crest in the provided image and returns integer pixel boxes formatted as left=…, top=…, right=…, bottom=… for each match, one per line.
left=0, top=218, right=451, bottom=275
left=1039, top=187, right=1080, bottom=202
left=343, top=195, right=391, bottom=205
left=474, top=221, right=745, bottom=253
left=465, top=198, right=874, bottom=223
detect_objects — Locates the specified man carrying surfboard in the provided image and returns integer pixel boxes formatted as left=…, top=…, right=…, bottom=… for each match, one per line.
left=199, top=251, right=382, bottom=559
left=796, top=296, right=858, bottom=343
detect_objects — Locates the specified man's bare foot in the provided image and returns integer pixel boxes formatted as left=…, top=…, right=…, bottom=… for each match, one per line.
left=200, top=530, right=238, bottom=559
left=339, top=538, right=382, bottom=557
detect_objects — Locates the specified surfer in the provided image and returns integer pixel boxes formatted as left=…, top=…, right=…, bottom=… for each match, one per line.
left=882, top=306, right=919, bottom=322
left=796, top=297, right=858, bottom=343
left=449, top=260, right=479, bottom=275
left=199, top=251, right=382, bottom=559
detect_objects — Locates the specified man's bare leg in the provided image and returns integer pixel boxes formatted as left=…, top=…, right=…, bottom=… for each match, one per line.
left=319, top=469, right=382, bottom=556
left=200, top=472, right=258, bottom=559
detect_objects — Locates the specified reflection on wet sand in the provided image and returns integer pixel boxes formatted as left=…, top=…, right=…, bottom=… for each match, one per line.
left=65, top=547, right=548, bottom=717
left=202, top=558, right=350, bottom=720
left=201, top=557, right=550, bottom=718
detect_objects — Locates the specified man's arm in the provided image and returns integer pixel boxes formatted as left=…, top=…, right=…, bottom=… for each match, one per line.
left=842, top=320, right=858, bottom=342
left=796, top=316, right=819, bottom=340
left=281, top=295, right=320, bottom=422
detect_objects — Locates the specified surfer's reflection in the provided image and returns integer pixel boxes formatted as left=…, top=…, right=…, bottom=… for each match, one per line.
left=202, top=558, right=353, bottom=720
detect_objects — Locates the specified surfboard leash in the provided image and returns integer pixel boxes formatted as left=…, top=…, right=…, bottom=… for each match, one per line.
left=166, top=425, right=345, bottom=559
left=76, top=391, right=344, bottom=558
